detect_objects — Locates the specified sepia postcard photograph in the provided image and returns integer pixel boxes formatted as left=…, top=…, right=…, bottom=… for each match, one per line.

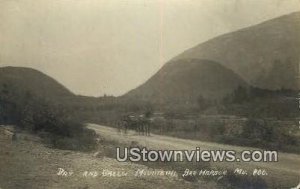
left=0, top=0, right=300, bottom=188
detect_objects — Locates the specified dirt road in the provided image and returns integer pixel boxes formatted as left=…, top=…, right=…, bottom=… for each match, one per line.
left=0, top=127, right=205, bottom=189
left=88, top=123, right=300, bottom=187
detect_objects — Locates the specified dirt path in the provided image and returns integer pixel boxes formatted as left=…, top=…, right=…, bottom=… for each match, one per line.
left=88, top=123, right=300, bottom=187
left=0, top=127, right=209, bottom=189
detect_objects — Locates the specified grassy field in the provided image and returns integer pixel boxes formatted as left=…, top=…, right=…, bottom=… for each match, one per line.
left=1, top=124, right=299, bottom=188
left=0, top=126, right=214, bottom=189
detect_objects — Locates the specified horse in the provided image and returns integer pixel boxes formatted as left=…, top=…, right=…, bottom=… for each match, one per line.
left=120, top=114, right=151, bottom=136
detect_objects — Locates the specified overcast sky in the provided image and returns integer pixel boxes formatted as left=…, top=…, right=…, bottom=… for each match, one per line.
left=0, top=0, right=299, bottom=96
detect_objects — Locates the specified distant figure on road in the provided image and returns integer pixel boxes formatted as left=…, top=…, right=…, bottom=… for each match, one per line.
left=119, top=114, right=151, bottom=136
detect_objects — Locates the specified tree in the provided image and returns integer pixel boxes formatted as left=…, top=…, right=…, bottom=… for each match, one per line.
left=197, top=95, right=209, bottom=112
left=232, top=86, right=248, bottom=103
